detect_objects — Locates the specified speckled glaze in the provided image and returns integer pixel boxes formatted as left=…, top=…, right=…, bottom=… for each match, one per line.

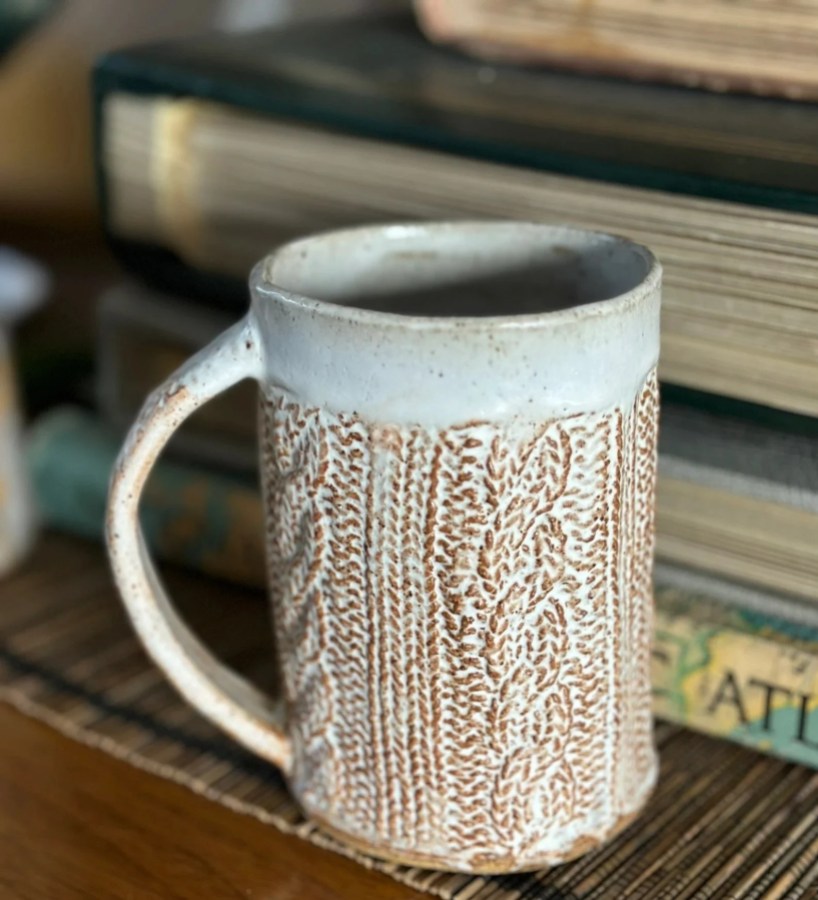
left=107, top=222, right=662, bottom=874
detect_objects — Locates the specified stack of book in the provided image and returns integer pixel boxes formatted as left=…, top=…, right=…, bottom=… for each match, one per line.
left=28, top=15, right=818, bottom=766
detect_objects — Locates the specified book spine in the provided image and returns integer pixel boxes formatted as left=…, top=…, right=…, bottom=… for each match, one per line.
left=653, top=599, right=818, bottom=768
left=28, top=408, right=265, bottom=588
left=28, top=410, right=818, bottom=768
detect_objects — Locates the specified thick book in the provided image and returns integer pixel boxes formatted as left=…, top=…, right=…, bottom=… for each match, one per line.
left=652, top=565, right=818, bottom=769
left=94, top=281, right=818, bottom=601
left=27, top=406, right=818, bottom=768
left=656, top=402, right=818, bottom=602
left=414, top=0, right=818, bottom=100
left=93, top=18, right=818, bottom=417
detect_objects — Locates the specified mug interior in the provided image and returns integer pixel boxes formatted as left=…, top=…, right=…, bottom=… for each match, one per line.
left=263, top=222, right=652, bottom=318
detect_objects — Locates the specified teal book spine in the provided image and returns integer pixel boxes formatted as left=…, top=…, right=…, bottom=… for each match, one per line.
left=28, top=407, right=265, bottom=588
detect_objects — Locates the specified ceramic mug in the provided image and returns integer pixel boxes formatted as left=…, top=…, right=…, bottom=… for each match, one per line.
left=106, top=221, right=661, bottom=874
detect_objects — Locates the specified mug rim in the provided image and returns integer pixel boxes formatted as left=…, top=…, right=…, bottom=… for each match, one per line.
left=252, top=221, right=661, bottom=331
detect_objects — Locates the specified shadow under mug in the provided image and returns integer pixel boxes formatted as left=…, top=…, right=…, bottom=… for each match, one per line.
left=107, top=221, right=662, bottom=874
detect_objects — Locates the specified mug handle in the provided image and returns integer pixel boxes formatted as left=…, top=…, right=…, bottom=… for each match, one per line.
left=106, top=315, right=293, bottom=774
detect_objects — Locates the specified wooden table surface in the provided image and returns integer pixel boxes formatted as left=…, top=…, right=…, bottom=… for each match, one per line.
left=0, top=704, right=425, bottom=900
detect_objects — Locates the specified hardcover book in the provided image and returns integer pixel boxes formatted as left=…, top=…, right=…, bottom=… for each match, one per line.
left=414, top=0, right=818, bottom=100
left=93, top=18, right=818, bottom=417
left=653, top=565, right=818, bottom=769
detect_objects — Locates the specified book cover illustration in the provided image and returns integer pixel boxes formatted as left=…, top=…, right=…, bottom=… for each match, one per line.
left=654, top=596, right=818, bottom=767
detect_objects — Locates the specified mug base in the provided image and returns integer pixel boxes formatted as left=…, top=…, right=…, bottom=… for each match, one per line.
left=309, top=799, right=650, bottom=875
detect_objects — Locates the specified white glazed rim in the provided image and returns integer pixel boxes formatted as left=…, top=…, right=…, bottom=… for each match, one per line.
left=252, top=221, right=661, bottom=331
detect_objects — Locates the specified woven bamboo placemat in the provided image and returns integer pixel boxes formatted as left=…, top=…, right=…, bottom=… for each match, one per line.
left=1, top=535, right=817, bottom=899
